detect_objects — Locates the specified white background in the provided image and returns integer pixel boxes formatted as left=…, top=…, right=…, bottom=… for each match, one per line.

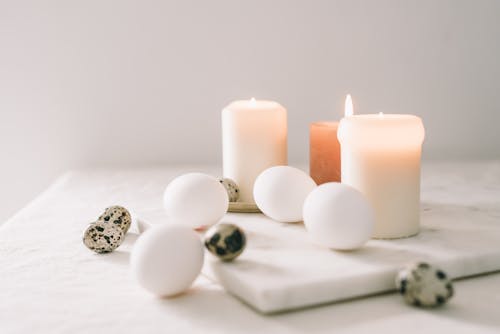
left=1, top=0, right=499, bottom=223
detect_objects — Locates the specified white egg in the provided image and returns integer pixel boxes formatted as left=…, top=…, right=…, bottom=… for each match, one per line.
left=254, top=166, right=317, bottom=223
left=130, top=224, right=204, bottom=297
left=163, top=173, right=229, bottom=229
left=303, top=182, right=374, bottom=250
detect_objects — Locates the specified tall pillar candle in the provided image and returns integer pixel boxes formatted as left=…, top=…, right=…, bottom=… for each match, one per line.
left=309, top=122, right=341, bottom=185
left=338, top=112, right=425, bottom=239
left=222, top=99, right=287, bottom=203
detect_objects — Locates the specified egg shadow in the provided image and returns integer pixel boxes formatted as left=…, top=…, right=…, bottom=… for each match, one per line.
left=153, top=287, right=270, bottom=333
left=153, top=283, right=414, bottom=333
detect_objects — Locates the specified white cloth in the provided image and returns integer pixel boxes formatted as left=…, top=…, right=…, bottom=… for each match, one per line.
left=1, top=163, right=500, bottom=334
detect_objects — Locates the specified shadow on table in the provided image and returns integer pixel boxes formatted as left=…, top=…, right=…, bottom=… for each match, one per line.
left=152, top=285, right=412, bottom=332
left=431, top=271, right=500, bottom=329
left=154, top=276, right=500, bottom=333
left=99, top=233, right=140, bottom=266
left=273, top=281, right=500, bottom=331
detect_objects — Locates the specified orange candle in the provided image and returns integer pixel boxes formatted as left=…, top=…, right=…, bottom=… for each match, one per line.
left=309, top=121, right=341, bottom=185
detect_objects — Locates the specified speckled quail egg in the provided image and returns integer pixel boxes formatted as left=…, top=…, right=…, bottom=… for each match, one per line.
left=98, top=205, right=132, bottom=233
left=396, top=262, right=454, bottom=307
left=83, top=221, right=125, bottom=253
left=204, top=223, right=246, bottom=261
left=219, top=178, right=240, bottom=202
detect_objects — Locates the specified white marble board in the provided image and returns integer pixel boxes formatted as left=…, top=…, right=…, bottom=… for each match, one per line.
left=202, top=163, right=500, bottom=313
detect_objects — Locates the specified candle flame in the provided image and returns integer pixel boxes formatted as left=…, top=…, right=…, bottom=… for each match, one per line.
left=345, top=94, right=353, bottom=117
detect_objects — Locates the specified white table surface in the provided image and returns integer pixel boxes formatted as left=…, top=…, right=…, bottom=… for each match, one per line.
left=1, top=162, right=500, bottom=334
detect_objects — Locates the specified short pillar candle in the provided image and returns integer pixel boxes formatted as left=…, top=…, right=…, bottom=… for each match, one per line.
left=222, top=99, right=287, bottom=203
left=309, top=122, right=341, bottom=184
left=338, top=108, right=425, bottom=239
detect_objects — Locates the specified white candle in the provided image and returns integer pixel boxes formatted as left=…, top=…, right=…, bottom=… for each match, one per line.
left=222, top=98, right=287, bottom=203
left=337, top=96, right=425, bottom=239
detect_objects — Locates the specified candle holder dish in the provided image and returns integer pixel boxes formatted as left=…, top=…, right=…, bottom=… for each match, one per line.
left=228, top=202, right=261, bottom=213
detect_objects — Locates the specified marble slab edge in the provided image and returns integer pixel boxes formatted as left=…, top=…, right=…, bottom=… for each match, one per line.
left=204, top=250, right=500, bottom=314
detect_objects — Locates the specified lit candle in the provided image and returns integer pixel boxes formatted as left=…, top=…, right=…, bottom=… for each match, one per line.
left=222, top=99, right=287, bottom=203
left=337, top=96, right=425, bottom=239
left=309, top=96, right=349, bottom=184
